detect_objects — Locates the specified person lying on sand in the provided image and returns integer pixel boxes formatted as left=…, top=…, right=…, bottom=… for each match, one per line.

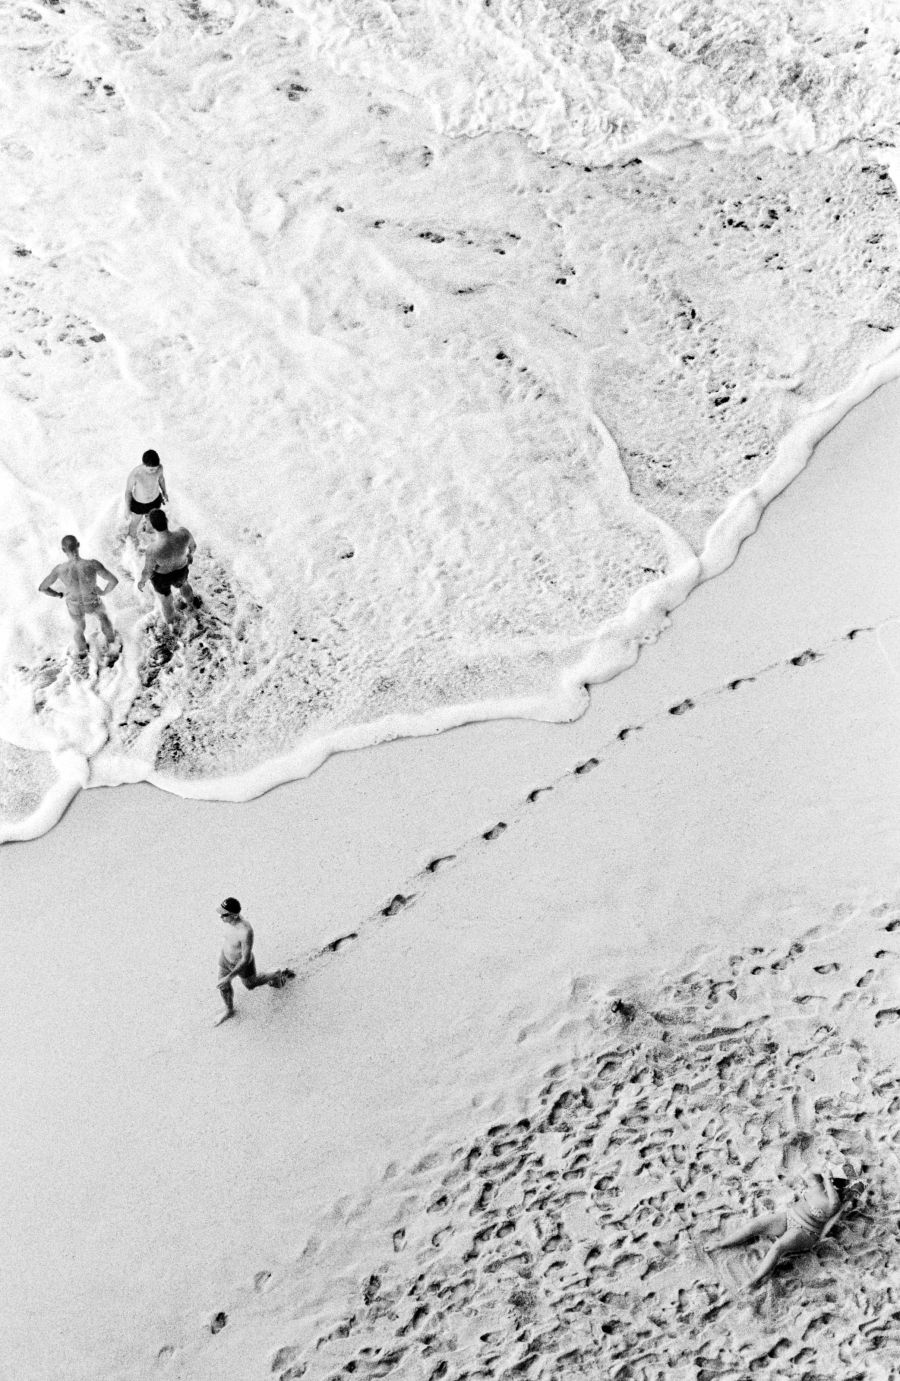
left=215, top=897, right=295, bottom=1026
left=39, top=535, right=120, bottom=659
left=137, top=509, right=199, bottom=626
left=124, top=449, right=168, bottom=540
left=713, top=1168, right=847, bottom=1287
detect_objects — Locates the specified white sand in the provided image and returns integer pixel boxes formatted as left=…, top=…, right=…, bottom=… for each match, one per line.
left=2, top=382, right=899, bottom=1377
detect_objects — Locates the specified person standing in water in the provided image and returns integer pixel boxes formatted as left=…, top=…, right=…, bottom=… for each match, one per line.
left=39, top=535, right=120, bottom=659
left=713, top=1167, right=847, bottom=1287
left=137, top=509, right=199, bottom=625
left=215, top=897, right=294, bottom=1026
left=124, top=449, right=168, bottom=540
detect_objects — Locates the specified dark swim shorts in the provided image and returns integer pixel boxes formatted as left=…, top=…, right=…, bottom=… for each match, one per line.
left=151, top=564, right=189, bottom=596
left=129, top=493, right=163, bottom=515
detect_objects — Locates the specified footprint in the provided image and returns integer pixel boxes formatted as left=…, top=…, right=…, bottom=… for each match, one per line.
left=789, top=649, right=821, bottom=667
left=845, top=627, right=870, bottom=640
left=322, top=931, right=358, bottom=953
left=884, top=919, right=900, bottom=932
left=527, top=786, right=552, bottom=802
left=574, top=758, right=599, bottom=775
left=393, top=1228, right=407, bottom=1251
left=381, top=894, right=413, bottom=916
left=875, top=1009, right=900, bottom=1026
left=363, top=1273, right=381, bottom=1305
left=209, top=1311, right=227, bottom=1335
left=425, top=855, right=455, bottom=873
left=483, top=822, right=507, bottom=841
left=668, top=699, right=694, bottom=716
left=813, top=963, right=840, bottom=975
left=253, top=1270, right=272, bottom=1291
left=156, top=1344, right=175, bottom=1364
left=727, top=677, right=755, bottom=690
left=270, top=1344, right=302, bottom=1372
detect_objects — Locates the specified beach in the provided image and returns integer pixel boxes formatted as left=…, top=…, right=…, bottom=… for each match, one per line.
left=2, top=2, right=900, bottom=1377
left=2, top=375, right=898, bottom=1378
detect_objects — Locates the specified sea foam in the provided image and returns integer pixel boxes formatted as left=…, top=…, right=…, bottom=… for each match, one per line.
left=1, top=0, right=899, bottom=838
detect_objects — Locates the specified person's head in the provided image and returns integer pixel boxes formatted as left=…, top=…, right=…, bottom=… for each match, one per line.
left=218, top=897, right=241, bottom=920
left=148, top=509, right=169, bottom=532
left=142, top=449, right=161, bottom=468
left=61, top=534, right=79, bottom=556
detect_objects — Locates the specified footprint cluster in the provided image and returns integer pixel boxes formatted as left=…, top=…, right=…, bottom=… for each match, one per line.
left=252, top=899, right=900, bottom=1381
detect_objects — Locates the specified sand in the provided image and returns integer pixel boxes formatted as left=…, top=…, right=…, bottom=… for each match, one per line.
left=2, top=381, right=899, bottom=1378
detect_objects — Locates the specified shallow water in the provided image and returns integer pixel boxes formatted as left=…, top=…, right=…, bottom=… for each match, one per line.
left=1, top=0, right=899, bottom=835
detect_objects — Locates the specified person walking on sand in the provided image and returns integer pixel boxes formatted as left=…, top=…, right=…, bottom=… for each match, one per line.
left=137, top=509, right=199, bottom=626
left=39, top=535, right=120, bottom=659
left=713, top=1167, right=848, bottom=1287
left=124, top=449, right=168, bottom=540
left=215, top=897, right=295, bottom=1026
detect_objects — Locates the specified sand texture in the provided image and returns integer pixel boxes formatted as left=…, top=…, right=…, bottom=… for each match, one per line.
left=172, top=897, right=900, bottom=1381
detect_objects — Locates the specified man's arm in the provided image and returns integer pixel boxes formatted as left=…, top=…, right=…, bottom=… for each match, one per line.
left=186, top=529, right=196, bottom=562
left=158, top=468, right=168, bottom=503
left=94, top=562, right=119, bottom=595
left=137, top=545, right=157, bottom=591
left=124, top=469, right=136, bottom=508
left=38, top=566, right=65, bottom=599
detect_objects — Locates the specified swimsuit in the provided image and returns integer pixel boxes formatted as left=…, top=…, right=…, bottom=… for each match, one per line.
left=785, top=1199, right=832, bottom=1245
left=151, top=565, right=189, bottom=596
left=129, top=493, right=163, bottom=515
left=219, top=953, right=257, bottom=986
left=66, top=593, right=102, bottom=617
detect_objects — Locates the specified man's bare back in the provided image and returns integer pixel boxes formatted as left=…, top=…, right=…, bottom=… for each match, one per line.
left=44, top=556, right=113, bottom=613
left=39, top=537, right=119, bottom=655
left=144, top=526, right=195, bottom=576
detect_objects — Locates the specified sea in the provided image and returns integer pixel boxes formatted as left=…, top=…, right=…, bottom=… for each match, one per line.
left=2, top=0, right=899, bottom=838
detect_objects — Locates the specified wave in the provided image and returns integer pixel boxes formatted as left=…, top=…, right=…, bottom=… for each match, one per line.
left=1, top=0, right=898, bottom=839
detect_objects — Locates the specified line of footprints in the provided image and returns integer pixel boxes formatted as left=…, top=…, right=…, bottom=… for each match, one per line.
left=308, top=620, right=893, bottom=964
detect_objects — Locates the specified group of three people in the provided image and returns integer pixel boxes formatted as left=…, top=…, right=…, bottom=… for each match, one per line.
left=38, top=450, right=199, bottom=659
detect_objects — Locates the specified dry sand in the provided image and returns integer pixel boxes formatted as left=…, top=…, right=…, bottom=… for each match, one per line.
left=2, top=382, right=899, bottom=1378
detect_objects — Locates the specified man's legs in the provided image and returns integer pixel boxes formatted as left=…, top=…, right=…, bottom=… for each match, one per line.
left=215, top=959, right=236, bottom=1025
left=96, top=608, right=118, bottom=648
left=154, top=588, right=176, bottom=626
left=178, top=576, right=197, bottom=608
left=67, top=608, right=88, bottom=656
left=238, top=956, right=281, bottom=990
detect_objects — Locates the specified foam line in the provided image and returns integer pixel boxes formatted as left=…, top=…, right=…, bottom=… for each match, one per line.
left=110, top=346, right=900, bottom=810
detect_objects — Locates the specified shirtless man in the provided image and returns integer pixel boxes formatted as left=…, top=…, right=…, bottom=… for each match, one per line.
left=39, top=535, right=120, bottom=658
left=137, top=509, right=198, bottom=625
left=713, top=1167, right=847, bottom=1287
left=124, top=449, right=168, bottom=540
left=215, top=897, right=294, bottom=1025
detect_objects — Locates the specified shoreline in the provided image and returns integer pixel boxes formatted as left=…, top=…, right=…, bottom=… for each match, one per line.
left=2, top=379, right=899, bottom=1377
left=4, top=344, right=899, bottom=840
